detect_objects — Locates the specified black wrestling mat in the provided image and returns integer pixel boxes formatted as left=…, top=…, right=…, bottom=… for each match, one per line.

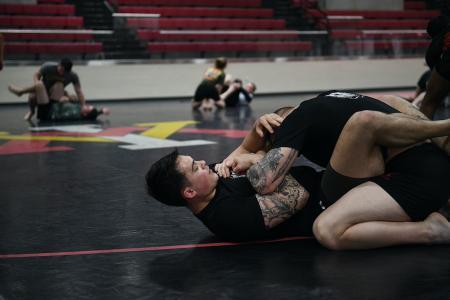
left=1, top=95, right=449, bottom=300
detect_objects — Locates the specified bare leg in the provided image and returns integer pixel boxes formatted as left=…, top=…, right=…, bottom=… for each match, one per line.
left=420, top=68, right=450, bottom=119
left=24, top=94, right=37, bottom=120
left=8, top=84, right=37, bottom=97
left=313, top=182, right=450, bottom=250
left=330, top=110, right=450, bottom=178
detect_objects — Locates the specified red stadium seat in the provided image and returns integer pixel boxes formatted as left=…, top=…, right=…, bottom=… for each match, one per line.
left=0, top=16, right=83, bottom=28
left=118, top=6, right=273, bottom=18
left=0, top=4, right=75, bottom=16
left=5, top=42, right=103, bottom=55
left=147, top=41, right=312, bottom=53
left=115, top=0, right=261, bottom=7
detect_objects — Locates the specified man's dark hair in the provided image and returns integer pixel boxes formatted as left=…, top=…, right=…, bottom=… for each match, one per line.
left=145, top=149, right=188, bottom=206
left=214, top=57, right=227, bottom=70
left=60, top=57, right=73, bottom=73
left=84, top=108, right=99, bottom=120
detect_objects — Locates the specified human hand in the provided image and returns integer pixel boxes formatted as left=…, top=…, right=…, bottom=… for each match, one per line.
left=231, top=153, right=262, bottom=174
left=254, top=113, right=284, bottom=138
left=215, top=158, right=234, bottom=178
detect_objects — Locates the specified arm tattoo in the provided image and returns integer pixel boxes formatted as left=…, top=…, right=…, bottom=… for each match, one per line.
left=247, top=148, right=298, bottom=194
left=256, top=175, right=309, bottom=229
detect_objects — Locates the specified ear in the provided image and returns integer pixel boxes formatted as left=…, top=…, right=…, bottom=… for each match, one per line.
left=182, top=186, right=197, bottom=200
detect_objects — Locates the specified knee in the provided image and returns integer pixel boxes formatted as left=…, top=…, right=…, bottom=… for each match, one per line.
left=313, top=214, right=344, bottom=251
left=346, top=110, right=381, bottom=135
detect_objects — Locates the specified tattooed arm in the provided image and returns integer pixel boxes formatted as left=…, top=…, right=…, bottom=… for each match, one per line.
left=256, top=174, right=309, bottom=229
left=247, top=147, right=299, bottom=195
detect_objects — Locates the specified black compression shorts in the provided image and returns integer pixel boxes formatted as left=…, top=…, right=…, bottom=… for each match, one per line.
left=322, top=143, right=450, bottom=221
left=371, top=143, right=450, bottom=221
left=193, top=81, right=220, bottom=102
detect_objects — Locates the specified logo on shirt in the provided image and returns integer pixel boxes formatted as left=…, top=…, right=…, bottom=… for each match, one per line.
left=325, top=92, right=361, bottom=100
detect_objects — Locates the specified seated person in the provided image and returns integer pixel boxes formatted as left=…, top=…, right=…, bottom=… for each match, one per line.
left=146, top=99, right=450, bottom=248
left=223, top=79, right=257, bottom=108
left=8, top=58, right=86, bottom=120
left=192, top=57, right=230, bottom=110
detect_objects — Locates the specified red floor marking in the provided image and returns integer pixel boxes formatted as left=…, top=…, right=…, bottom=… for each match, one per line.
left=0, top=236, right=313, bottom=259
left=0, top=140, right=72, bottom=155
left=180, top=128, right=249, bottom=138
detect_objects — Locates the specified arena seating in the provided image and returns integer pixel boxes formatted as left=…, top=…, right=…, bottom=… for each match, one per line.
left=1, top=2, right=103, bottom=59
left=111, top=0, right=314, bottom=57
left=118, top=6, right=273, bottom=18
left=298, top=0, right=436, bottom=55
left=113, top=0, right=262, bottom=7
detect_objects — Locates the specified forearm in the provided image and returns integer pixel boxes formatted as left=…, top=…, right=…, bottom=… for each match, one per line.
left=256, top=174, right=310, bottom=229
left=247, top=147, right=298, bottom=195
left=76, top=89, right=86, bottom=106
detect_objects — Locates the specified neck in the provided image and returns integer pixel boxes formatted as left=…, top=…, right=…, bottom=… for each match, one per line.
left=188, top=188, right=216, bottom=215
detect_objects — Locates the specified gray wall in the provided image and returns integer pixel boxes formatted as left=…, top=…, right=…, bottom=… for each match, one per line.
left=318, top=0, right=403, bottom=11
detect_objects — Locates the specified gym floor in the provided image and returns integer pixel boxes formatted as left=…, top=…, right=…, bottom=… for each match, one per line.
left=0, top=94, right=449, bottom=300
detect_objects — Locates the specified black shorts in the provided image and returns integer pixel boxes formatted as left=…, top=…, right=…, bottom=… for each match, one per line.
left=193, top=81, right=220, bottom=102
left=322, top=143, right=450, bottom=221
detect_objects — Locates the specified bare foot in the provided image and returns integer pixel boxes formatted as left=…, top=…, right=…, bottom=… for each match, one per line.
left=8, top=85, right=23, bottom=97
left=425, top=212, right=450, bottom=244
left=23, top=111, right=34, bottom=121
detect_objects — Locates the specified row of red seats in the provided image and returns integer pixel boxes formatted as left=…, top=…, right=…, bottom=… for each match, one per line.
left=307, top=9, right=439, bottom=19
left=5, top=42, right=103, bottom=54
left=0, top=16, right=83, bottom=28
left=113, top=0, right=261, bottom=7
left=331, top=30, right=428, bottom=39
left=148, top=41, right=312, bottom=53
left=404, top=1, right=426, bottom=10
left=320, top=19, right=428, bottom=29
left=118, top=6, right=273, bottom=18
left=127, top=18, right=285, bottom=29
left=3, top=32, right=94, bottom=41
left=345, top=40, right=430, bottom=50
left=0, top=4, right=75, bottom=15
left=38, top=0, right=66, bottom=3
left=137, top=30, right=298, bottom=41
left=292, top=0, right=427, bottom=10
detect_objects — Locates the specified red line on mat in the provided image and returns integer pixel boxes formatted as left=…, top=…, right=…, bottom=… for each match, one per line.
left=0, top=236, right=313, bottom=259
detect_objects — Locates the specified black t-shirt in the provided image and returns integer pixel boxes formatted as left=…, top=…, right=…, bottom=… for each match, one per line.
left=195, top=166, right=324, bottom=241
left=272, top=91, right=399, bottom=167
left=40, top=62, right=80, bottom=92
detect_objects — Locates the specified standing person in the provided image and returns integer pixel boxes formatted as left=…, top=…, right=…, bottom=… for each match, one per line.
left=8, top=58, right=86, bottom=120
left=192, top=57, right=230, bottom=109
left=419, top=16, right=450, bottom=118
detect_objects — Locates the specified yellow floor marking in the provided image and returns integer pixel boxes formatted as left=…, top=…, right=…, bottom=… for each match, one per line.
left=135, top=121, right=197, bottom=139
